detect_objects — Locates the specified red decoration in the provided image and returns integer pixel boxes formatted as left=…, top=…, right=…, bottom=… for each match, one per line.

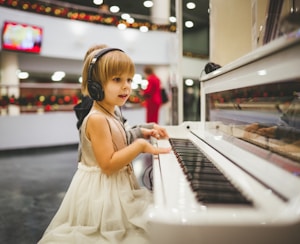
left=0, top=0, right=175, bottom=32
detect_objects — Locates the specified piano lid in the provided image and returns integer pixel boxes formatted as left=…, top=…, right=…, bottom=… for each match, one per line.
left=194, top=29, right=300, bottom=201
left=148, top=27, right=300, bottom=244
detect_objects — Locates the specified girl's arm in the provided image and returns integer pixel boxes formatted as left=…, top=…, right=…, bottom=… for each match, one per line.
left=87, top=113, right=170, bottom=175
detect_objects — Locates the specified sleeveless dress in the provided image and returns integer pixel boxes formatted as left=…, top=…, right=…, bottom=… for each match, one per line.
left=38, top=109, right=153, bottom=244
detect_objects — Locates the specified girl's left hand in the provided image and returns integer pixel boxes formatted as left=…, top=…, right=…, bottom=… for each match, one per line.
left=141, top=126, right=169, bottom=140
left=153, top=124, right=169, bottom=138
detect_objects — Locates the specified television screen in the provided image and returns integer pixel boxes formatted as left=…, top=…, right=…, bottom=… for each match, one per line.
left=2, top=21, right=42, bottom=53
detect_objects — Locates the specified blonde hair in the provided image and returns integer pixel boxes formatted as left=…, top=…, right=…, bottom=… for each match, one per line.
left=81, top=48, right=135, bottom=96
left=83, top=44, right=108, bottom=61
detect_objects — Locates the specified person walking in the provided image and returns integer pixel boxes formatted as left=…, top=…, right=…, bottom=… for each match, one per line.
left=142, top=66, right=162, bottom=123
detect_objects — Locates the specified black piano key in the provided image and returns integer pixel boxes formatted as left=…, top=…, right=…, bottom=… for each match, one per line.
left=184, top=165, right=221, bottom=174
left=196, top=191, right=252, bottom=204
left=180, top=160, right=216, bottom=168
left=169, top=138, right=253, bottom=206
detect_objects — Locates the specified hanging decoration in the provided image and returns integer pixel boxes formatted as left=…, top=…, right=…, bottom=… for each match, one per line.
left=0, top=0, right=176, bottom=32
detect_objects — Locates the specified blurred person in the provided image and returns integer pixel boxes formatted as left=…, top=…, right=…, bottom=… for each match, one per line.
left=141, top=66, right=162, bottom=123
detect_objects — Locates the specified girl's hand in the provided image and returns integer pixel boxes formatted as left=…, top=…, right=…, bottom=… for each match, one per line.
left=140, top=124, right=169, bottom=139
left=141, top=128, right=160, bottom=139
left=153, top=124, right=169, bottom=138
left=137, top=139, right=171, bottom=155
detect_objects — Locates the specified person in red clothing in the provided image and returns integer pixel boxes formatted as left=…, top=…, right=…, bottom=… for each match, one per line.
left=142, top=66, right=162, bottom=123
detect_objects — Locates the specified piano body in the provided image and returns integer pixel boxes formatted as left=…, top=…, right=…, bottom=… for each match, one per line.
left=148, top=30, right=300, bottom=244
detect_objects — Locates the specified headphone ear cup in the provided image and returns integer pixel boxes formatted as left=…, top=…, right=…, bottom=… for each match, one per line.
left=86, top=48, right=123, bottom=101
left=204, top=62, right=221, bottom=74
left=88, top=80, right=104, bottom=101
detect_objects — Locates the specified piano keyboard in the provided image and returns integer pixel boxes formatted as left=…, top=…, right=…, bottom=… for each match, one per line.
left=148, top=34, right=300, bottom=244
left=169, top=138, right=253, bottom=205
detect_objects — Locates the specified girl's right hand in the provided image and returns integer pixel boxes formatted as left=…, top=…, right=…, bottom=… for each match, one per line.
left=137, top=138, right=171, bottom=155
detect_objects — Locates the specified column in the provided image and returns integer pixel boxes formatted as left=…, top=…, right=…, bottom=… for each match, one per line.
left=150, top=0, right=175, bottom=125
left=151, top=0, right=170, bottom=24
left=0, top=52, right=20, bottom=115
left=209, top=0, right=253, bottom=65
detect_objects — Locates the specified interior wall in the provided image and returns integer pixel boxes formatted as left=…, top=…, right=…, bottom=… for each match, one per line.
left=0, top=7, right=176, bottom=65
left=0, top=7, right=207, bottom=80
left=209, top=0, right=253, bottom=66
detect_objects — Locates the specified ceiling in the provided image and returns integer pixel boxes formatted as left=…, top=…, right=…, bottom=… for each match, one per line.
left=4, top=0, right=210, bottom=82
left=50, top=0, right=210, bottom=32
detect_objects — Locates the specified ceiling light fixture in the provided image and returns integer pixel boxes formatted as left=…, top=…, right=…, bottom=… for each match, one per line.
left=127, top=17, right=135, bottom=24
left=143, top=1, right=153, bottom=8
left=93, top=0, right=103, bottom=5
left=185, top=21, right=194, bottom=28
left=139, top=26, right=149, bottom=32
left=110, top=6, right=120, bottom=13
left=51, top=71, right=65, bottom=82
left=16, top=70, right=29, bottom=79
left=121, top=13, right=130, bottom=20
left=186, top=2, right=196, bottom=9
left=185, top=79, right=194, bottom=86
left=117, top=23, right=127, bottom=30
left=169, top=16, right=176, bottom=23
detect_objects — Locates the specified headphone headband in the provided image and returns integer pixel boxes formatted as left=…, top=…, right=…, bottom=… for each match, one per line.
left=90, top=47, right=123, bottom=64
left=87, top=47, right=124, bottom=101
left=88, top=47, right=124, bottom=81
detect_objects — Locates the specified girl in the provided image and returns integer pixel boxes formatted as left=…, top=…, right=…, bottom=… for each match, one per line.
left=38, top=47, right=171, bottom=243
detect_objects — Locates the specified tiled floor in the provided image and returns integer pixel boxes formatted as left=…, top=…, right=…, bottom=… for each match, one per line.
left=0, top=145, right=153, bottom=244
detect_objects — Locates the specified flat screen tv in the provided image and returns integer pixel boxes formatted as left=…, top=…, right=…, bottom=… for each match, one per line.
left=1, top=21, right=43, bottom=53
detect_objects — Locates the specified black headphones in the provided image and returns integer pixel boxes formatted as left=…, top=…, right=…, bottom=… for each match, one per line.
left=204, top=62, right=221, bottom=74
left=87, top=47, right=123, bottom=101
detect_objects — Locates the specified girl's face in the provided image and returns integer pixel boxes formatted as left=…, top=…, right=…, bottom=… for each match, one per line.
left=103, top=72, right=132, bottom=106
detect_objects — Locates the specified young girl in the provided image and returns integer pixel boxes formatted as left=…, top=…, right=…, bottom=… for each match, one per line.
left=38, top=47, right=171, bottom=243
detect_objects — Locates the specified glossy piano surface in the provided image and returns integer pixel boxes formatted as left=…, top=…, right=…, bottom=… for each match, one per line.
left=148, top=30, right=300, bottom=244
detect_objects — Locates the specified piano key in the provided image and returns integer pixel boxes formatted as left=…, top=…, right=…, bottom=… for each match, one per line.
left=169, top=138, right=253, bottom=205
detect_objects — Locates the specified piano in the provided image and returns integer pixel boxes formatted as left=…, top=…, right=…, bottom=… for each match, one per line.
left=148, top=29, right=300, bottom=244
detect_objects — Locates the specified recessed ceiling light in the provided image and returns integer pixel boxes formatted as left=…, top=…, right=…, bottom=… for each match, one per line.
left=143, top=1, right=153, bottom=8
left=185, top=79, right=194, bottom=86
left=93, top=0, right=103, bottom=5
left=139, top=26, right=149, bottom=32
left=117, top=23, right=127, bottom=30
left=110, top=5, right=120, bottom=13
left=17, top=71, right=29, bottom=79
left=185, top=21, right=194, bottom=28
left=51, top=71, right=65, bottom=82
left=186, top=2, right=196, bottom=9
left=169, top=16, right=176, bottom=23
left=121, top=13, right=130, bottom=20
left=127, top=17, right=135, bottom=24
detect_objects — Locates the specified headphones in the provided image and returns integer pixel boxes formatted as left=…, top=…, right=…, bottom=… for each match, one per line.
left=204, top=62, right=221, bottom=74
left=87, top=47, right=123, bottom=101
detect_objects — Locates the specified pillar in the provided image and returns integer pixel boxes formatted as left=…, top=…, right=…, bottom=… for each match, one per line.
left=209, top=0, right=253, bottom=65
left=151, top=0, right=170, bottom=24
left=0, top=51, right=20, bottom=115
left=151, top=0, right=175, bottom=125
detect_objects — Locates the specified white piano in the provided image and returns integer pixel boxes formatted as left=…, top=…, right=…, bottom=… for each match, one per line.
left=148, top=30, right=300, bottom=244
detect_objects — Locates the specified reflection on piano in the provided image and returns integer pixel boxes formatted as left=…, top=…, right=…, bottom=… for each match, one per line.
left=148, top=30, right=300, bottom=244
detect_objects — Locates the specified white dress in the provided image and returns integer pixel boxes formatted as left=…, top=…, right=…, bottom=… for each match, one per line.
left=38, top=110, right=153, bottom=244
